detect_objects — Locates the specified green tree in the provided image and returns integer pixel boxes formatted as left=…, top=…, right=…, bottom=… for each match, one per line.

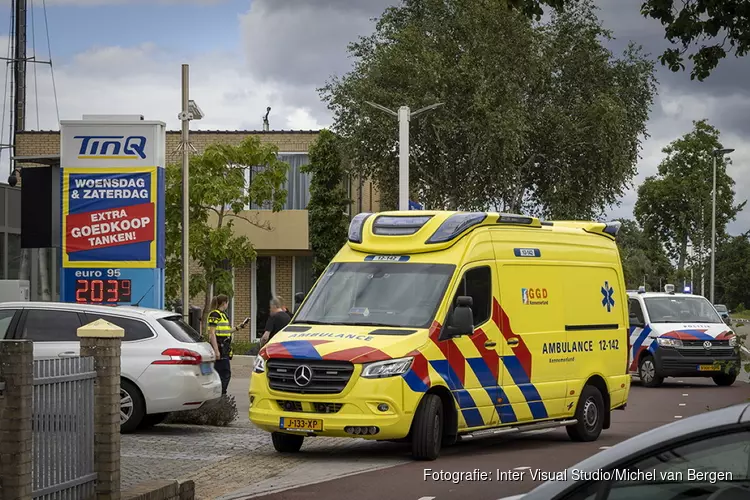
left=715, top=232, right=750, bottom=310
left=616, top=218, right=674, bottom=290
left=320, top=0, right=655, bottom=218
left=510, top=0, right=750, bottom=81
left=634, top=120, right=746, bottom=274
left=165, top=137, right=288, bottom=326
left=301, top=129, right=351, bottom=281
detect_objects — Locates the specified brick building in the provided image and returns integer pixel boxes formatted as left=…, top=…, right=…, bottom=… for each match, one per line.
left=14, top=129, right=381, bottom=341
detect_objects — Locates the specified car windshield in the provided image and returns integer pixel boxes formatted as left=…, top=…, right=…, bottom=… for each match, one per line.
left=293, top=261, right=455, bottom=330
left=157, top=315, right=202, bottom=343
left=644, top=296, right=724, bottom=323
left=715, top=304, right=728, bottom=313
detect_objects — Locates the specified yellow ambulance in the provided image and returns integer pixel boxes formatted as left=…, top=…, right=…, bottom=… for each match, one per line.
left=249, top=211, right=630, bottom=460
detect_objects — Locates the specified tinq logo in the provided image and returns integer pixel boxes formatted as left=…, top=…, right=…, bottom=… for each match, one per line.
left=74, top=135, right=147, bottom=160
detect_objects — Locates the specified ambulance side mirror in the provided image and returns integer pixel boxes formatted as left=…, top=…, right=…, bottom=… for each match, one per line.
left=441, top=296, right=475, bottom=339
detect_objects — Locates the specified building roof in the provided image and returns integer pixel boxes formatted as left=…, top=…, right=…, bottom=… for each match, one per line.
left=15, top=129, right=321, bottom=135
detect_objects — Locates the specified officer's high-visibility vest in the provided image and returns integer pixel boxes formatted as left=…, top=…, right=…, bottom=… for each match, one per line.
left=210, top=309, right=233, bottom=342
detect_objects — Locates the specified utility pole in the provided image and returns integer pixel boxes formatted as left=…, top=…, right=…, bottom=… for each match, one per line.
left=181, top=65, right=190, bottom=321
left=364, top=101, right=444, bottom=210
left=710, top=147, right=735, bottom=304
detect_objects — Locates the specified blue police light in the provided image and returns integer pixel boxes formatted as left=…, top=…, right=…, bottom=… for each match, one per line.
left=683, top=285, right=692, bottom=294
left=372, top=215, right=433, bottom=236
left=348, top=213, right=373, bottom=243
left=426, top=212, right=487, bottom=244
left=603, top=221, right=622, bottom=237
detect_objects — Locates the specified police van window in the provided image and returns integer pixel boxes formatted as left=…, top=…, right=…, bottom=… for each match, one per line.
left=628, top=299, right=645, bottom=326
left=452, top=266, right=491, bottom=326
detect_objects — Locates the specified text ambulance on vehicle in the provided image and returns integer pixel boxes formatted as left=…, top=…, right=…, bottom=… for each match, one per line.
left=249, top=211, right=631, bottom=460
left=627, top=286, right=740, bottom=388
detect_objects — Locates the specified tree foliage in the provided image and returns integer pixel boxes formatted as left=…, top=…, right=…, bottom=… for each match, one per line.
left=165, top=137, right=288, bottom=324
left=301, top=129, right=351, bottom=281
left=715, top=232, right=750, bottom=310
left=512, top=0, right=750, bottom=81
left=616, top=218, right=674, bottom=290
left=634, top=119, right=746, bottom=274
left=320, top=0, right=656, bottom=219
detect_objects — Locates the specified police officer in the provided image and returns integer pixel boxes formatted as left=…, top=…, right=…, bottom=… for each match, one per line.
left=206, top=294, right=248, bottom=395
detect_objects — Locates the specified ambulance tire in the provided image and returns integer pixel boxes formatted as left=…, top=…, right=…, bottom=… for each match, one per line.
left=271, top=432, right=304, bottom=453
left=638, top=354, right=663, bottom=388
left=411, top=394, right=443, bottom=460
left=566, top=385, right=604, bottom=442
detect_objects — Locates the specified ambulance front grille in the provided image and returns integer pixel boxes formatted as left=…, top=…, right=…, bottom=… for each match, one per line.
left=267, top=359, right=354, bottom=394
left=276, top=400, right=343, bottom=413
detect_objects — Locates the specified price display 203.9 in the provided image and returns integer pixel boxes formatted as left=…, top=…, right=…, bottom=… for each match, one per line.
left=75, top=278, right=132, bottom=304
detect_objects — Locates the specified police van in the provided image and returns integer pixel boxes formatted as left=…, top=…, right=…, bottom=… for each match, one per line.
left=627, top=285, right=740, bottom=388
left=249, top=211, right=631, bottom=460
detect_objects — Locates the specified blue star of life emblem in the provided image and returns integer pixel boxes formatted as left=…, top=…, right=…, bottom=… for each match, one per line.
left=601, top=281, right=615, bottom=312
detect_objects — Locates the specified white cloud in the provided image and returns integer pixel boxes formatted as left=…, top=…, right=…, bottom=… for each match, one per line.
left=44, top=0, right=227, bottom=5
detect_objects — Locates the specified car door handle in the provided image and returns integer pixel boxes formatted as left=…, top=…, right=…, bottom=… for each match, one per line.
left=484, top=341, right=497, bottom=348
left=58, top=351, right=77, bottom=358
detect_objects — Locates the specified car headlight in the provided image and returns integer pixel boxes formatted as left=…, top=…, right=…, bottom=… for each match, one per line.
left=657, top=337, right=683, bottom=348
left=361, top=357, right=414, bottom=378
left=729, top=336, right=738, bottom=347
left=253, top=356, right=266, bottom=373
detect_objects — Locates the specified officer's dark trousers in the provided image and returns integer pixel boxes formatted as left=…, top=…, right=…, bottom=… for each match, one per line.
left=215, top=358, right=231, bottom=394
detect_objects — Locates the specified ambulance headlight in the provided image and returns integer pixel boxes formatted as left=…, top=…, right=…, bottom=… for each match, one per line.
left=728, top=336, right=738, bottom=347
left=657, top=337, right=683, bottom=348
left=361, top=357, right=414, bottom=378
left=253, top=356, right=266, bottom=373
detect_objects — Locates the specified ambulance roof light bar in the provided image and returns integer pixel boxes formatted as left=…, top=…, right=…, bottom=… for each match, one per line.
left=426, top=212, right=487, bottom=244
left=348, top=212, right=373, bottom=243
left=372, top=215, right=433, bottom=236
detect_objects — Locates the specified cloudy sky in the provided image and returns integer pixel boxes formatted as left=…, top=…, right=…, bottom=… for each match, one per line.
left=1, top=0, right=749, bottom=233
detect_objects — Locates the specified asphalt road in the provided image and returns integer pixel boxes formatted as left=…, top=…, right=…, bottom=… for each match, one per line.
left=251, top=377, right=750, bottom=500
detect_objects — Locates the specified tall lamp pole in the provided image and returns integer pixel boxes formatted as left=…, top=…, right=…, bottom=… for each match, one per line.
left=364, top=102, right=444, bottom=210
left=710, top=147, right=734, bottom=304
left=178, top=64, right=204, bottom=320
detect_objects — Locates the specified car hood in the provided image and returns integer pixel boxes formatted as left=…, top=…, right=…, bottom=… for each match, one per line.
left=259, top=323, right=429, bottom=363
left=649, top=322, right=734, bottom=341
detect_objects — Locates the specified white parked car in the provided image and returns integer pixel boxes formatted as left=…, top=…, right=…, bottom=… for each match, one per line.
left=0, top=301, right=222, bottom=432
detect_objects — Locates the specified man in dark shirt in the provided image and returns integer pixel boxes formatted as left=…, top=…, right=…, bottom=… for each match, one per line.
left=260, top=297, right=291, bottom=346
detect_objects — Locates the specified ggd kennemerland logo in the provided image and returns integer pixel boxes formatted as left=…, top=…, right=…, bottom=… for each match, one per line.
left=521, top=287, right=549, bottom=305
left=74, top=135, right=147, bottom=160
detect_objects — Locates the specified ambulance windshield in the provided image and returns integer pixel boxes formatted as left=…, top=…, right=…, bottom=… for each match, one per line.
left=293, top=261, right=455, bottom=330
left=644, top=296, right=724, bottom=324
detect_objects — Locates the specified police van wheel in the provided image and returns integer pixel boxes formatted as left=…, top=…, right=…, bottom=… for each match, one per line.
left=566, top=385, right=604, bottom=442
left=713, top=372, right=737, bottom=387
left=639, top=355, right=663, bottom=387
left=271, top=432, right=304, bottom=453
left=411, top=394, right=443, bottom=460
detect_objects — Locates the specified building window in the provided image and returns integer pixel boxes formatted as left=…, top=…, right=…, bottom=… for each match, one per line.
left=7, top=233, right=21, bottom=280
left=294, top=256, right=315, bottom=298
left=245, top=154, right=311, bottom=210
left=0, top=233, right=4, bottom=279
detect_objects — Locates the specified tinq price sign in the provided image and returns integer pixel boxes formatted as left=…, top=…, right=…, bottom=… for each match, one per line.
left=59, top=118, right=167, bottom=309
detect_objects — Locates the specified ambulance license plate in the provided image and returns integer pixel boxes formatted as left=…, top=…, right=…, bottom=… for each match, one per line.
left=697, top=364, right=721, bottom=371
left=280, top=417, right=323, bottom=432
left=200, top=363, right=213, bottom=375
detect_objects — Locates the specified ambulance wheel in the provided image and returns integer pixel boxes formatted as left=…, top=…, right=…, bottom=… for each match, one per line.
left=566, top=385, right=604, bottom=442
left=411, top=394, right=443, bottom=460
left=713, top=372, right=737, bottom=386
left=638, top=355, right=663, bottom=388
left=271, top=432, right=304, bottom=453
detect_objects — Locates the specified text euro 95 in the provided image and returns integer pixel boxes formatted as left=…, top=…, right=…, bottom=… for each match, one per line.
left=74, top=135, right=147, bottom=160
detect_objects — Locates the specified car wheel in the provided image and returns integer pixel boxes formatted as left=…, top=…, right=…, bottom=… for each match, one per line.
left=120, top=379, right=146, bottom=433
left=712, top=372, right=737, bottom=387
left=271, top=432, right=304, bottom=453
left=139, top=412, right=170, bottom=429
left=566, top=385, right=605, bottom=442
left=411, top=394, right=443, bottom=460
left=638, top=354, right=663, bottom=387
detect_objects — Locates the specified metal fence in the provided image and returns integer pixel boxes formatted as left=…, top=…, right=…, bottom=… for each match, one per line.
left=32, top=357, right=97, bottom=499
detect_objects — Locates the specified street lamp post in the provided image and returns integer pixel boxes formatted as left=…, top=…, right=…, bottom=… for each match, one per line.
left=364, top=101, right=444, bottom=210
left=710, top=147, right=734, bottom=304
left=178, top=64, right=204, bottom=321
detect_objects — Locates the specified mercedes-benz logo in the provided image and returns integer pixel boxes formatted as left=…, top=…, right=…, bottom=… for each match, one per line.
left=703, top=340, right=713, bottom=349
left=294, top=365, right=312, bottom=387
